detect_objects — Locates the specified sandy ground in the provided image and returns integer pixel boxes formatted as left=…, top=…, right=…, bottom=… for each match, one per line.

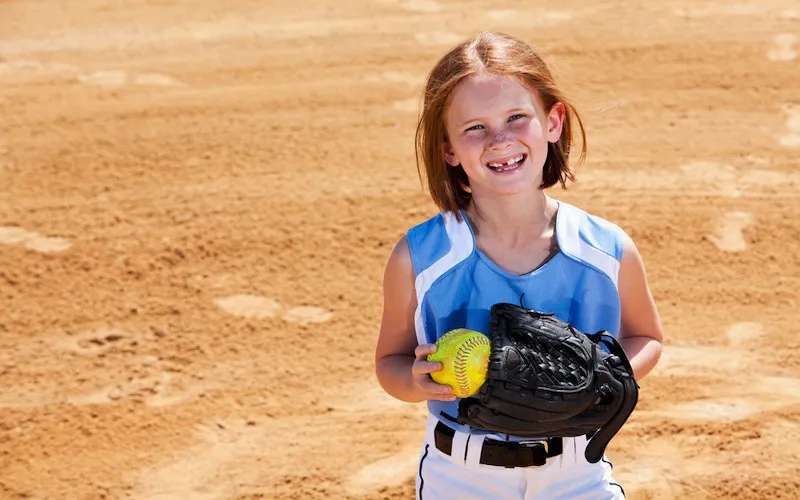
left=1, top=0, right=799, bottom=499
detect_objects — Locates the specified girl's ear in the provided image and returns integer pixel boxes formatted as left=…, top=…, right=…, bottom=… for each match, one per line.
left=441, top=141, right=459, bottom=167
left=546, top=102, right=566, bottom=143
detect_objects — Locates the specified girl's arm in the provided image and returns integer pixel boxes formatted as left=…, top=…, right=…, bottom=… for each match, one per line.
left=617, top=234, right=665, bottom=380
left=374, top=236, right=456, bottom=403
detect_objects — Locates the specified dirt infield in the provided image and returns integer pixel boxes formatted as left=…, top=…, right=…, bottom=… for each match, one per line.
left=1, top=1, right=799, bottom=499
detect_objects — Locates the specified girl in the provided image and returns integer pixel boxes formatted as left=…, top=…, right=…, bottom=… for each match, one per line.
left=375, top=32, right=664, bottom=499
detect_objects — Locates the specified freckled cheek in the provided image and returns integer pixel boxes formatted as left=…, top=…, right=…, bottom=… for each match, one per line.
left=456, top=134, right=487, bottom=156
left=509, top=120, right=538, bottom=139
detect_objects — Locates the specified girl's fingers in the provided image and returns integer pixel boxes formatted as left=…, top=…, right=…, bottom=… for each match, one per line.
left=413, top=360, right=443, bottom=375
left=416, top=377, right=455, bottom=398
left=413, top=344, right=455, bottom=401
left=423, top=379, right=452, bottom=394
left=414, top=344, right=437, bottom=359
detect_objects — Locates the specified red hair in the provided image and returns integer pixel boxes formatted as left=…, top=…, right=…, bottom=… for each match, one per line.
left=415, top=32, right=586, bottom=217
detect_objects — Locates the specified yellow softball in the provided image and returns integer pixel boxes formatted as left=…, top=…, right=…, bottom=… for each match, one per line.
left=427, top=329, right=491, bottom=398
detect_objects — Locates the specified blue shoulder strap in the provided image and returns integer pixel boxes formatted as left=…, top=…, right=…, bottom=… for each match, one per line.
left=555, top=201, right=624, bottom=289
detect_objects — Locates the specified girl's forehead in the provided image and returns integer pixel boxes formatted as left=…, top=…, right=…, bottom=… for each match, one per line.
left=447, top=74, right=540, bottom=118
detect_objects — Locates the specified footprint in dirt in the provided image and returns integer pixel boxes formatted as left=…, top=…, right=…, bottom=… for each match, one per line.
left=725, top=322, right=764, bottom=346
left=707, top=211, right=753, bottom=252
left=767, top=33, right=797, bottom=62
left=281, top=305, right=332, bottom=325
left=214, top=294, right=333, bottom=325
left=214, top=294, right=282, bottom=319
left=779, top=103, right=800, bottom=147
left=0, top=226, right=72, bottom=253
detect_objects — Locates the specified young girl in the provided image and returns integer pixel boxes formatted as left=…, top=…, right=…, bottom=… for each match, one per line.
left=375, top=32, right=664, bottom=499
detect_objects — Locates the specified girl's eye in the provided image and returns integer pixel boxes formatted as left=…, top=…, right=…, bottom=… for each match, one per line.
left=509, top=114, right=525, bottom=121
left=465, top=124, right=484, bottom=132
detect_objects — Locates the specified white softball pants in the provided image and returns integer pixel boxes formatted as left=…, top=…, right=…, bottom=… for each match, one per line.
left=415, top=415, right=625, bottom=500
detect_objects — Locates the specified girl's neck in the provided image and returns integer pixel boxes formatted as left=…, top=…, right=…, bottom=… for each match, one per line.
left=465, top=190, right=557, bottom=248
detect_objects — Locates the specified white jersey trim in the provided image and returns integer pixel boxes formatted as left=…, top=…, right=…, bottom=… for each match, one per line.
left=413, top=212, right=474, bottom=345
left=556, top=201, right=621, bottom=289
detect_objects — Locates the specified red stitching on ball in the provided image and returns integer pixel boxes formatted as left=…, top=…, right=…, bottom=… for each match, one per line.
left=454, top=335, right=489, bottom=397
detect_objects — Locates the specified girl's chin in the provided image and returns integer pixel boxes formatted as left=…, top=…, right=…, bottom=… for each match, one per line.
left=472, top=180, right=543, bottom=197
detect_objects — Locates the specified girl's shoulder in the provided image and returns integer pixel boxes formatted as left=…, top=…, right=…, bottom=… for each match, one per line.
left=556, top=200, right=628, bottom=262
left=554, top=200, right=633, bottom=287
left=405, top=210, right=473, bottom=277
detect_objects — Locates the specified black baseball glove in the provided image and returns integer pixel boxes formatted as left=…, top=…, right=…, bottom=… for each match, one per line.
left=457, top=301, right=639, bottom=463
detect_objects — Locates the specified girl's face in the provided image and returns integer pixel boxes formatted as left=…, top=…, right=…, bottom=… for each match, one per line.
left=442, top=73, right=565, bottom=198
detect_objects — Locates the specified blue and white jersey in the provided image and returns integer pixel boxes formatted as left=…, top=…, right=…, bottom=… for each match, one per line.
left=407, top=200, right=627, bottom=434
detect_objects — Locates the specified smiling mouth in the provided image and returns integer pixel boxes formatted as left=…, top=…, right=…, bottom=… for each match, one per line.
left=486, top=154, right=526, bottom=172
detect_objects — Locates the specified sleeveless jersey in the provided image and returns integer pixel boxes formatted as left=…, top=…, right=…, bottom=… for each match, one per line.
left=406, top=200, right=627, bottom=434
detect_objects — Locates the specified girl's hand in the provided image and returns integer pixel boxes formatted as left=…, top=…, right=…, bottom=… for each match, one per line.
left=412, top=344, right=457, bottom=402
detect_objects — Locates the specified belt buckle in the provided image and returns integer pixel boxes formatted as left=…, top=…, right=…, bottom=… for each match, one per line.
left=518, top=439, right=549, bottom=454
left=516, top=439, right=549, bottom=467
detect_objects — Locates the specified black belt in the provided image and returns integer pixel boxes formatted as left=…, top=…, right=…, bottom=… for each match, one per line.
left=434, top=421, right=563, bottom=468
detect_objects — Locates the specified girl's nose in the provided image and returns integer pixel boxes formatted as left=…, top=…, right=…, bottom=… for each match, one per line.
left=487, top=129, right=510, bottom=149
